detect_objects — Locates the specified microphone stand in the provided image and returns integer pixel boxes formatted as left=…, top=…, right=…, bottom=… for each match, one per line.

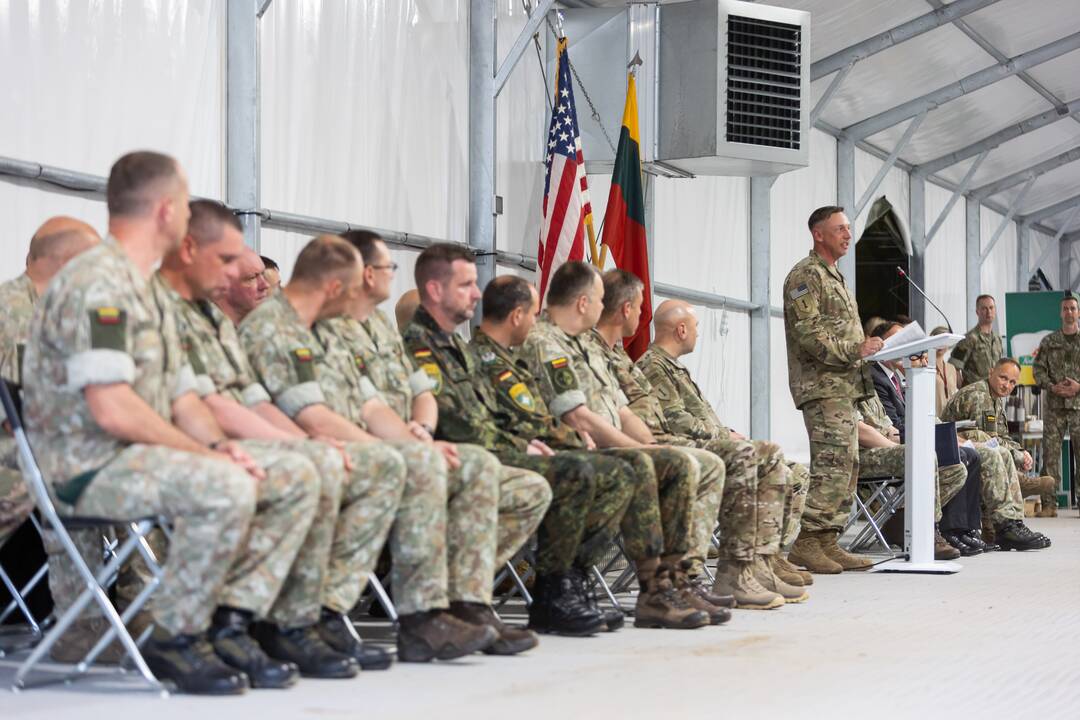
left=897, top=266, right=952, bottom=333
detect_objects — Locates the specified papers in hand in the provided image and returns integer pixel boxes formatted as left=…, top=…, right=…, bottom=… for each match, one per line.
left=881, top=321, right=927, bottom=351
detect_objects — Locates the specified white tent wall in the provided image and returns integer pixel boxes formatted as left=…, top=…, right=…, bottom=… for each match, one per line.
left=853, top=147, right=909, bottom=240
left=771, top=316, right=808, bottom=462
left=923, top=180, right=968, bottom=334
left=980, top=207, right=1018, bottom=335
left=1030, top=229, right=1060, bottom=289
left=0, top=0, right=224, bottom=280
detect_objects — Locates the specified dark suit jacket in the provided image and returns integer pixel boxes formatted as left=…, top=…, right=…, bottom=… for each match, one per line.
left=871, top=363, right=906, bottom=436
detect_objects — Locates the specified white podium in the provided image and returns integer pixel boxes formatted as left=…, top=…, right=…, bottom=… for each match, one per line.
left=866, top=332, right=964, bottom=574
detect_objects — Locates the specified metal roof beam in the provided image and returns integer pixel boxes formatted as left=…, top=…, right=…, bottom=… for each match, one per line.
left=844, top=32, right=1080, bottom=141
left=925, top=149, right=990, bottom=246
left=1029, top=204, right=1080, bottom=274
left=853, top=112, right=926, bottom=219
left=913, top=99, right=1080, bottom=176
left=971, top=146, right=1080, bottom=200
left=1020, top=193, right=1080, bottom=225
left=811, top=0, right=1001, bottom=81
left=980, top=176, right=1036, bottom=262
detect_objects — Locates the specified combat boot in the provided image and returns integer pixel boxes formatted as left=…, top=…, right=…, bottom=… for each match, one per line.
left=711, top=559, right=784, bottom=610
left=934, top=526, right=961, bottom=561
left=49, top=617, right=127, bottom=665
left=208, top=607, right=298, bottom=689
left=568, top=567, right=625, bottom=631
left=142, top=631, right=248, bottom=695
left=252, top=623, right=358, bottom=679
left=994, top=519, right=1047, bottom=551
left=766, top=554, right=810, bottom=587
left=819, top=531, right=874, bottom=570
left=671, top=564, right=731, bottom=625
left=528, top=572, right=605, bottom=636
left=752, top=556, right=809, bottom=604
left=787, top=531, right=843, bottom=575
left=397, top=610, right=498, bottom=662
left=449, top=601, right=539, bottom=655
left=633, top=564, right=710, bottom=629
left=318, top=608, right=394, bottom=670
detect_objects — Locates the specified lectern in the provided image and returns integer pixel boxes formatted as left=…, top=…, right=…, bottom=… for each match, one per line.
left=866, top=332, right=963, bottom=574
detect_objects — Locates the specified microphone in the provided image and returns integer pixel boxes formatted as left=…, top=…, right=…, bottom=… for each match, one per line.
left=896, top=266, right=952, bottom=334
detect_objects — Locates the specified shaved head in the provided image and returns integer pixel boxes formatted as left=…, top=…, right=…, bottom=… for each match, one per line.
left=654, top=299, right=694, bottom=333
left=653, top=299, right=699, bottom=357
left=28, top=216, right=100, bottom=263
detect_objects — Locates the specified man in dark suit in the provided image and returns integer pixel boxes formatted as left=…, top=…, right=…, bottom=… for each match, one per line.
left=870, top=323, right=908, bottom=434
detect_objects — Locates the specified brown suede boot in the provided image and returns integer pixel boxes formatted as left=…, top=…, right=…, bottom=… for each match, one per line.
left=49, top=617, right=128, bottom=665
left=752, top=556, right=809, bottom=604
left=934, top=527, right=961, bottom=560
left=774, top=554, right=813, bottom=585
left=671, top=564, right=731, bottom=625
left=634, top=563, right=710, bottom=629
left=711, top=559, right=784, bottom=610
left=787, top=531, right=843, bottom=574
left=819, top=532, right=874, bottom=571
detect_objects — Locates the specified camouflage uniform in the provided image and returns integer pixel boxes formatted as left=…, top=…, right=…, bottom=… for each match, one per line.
left=312, top=313, right=506, bottom=605
left=634, top=343, right=795, bottom=567
left=855, top=395, right=966, bottom=522
left=782, top=463, right=809, bottom=548
left=783, top=250, right=873, bottom=533
left=0, top=273, right=35, bottom=549
left=949, top=326, right=1003, bottom=388
left=239, top=292, right=471, bottom=616
left=399, top=307, right=552, bottom=569
left=940, top=381, right=1025, bottom=523
left=468, top=329, right=639, bottom=575
left=520, top=314, right=699, bottom=562
left=1031, top=329, right=1080, bottom=510
left=22, top=238, right=265, bottom=636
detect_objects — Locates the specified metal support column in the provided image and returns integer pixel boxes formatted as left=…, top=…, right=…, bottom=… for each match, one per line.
left=909, top=172, right=926, bottom=326
left=469, top=0, right=497, bottom=315
left=965, top=198, right=981, bottom=329
left=227, top=0, right=261, bottom=249
left=749, top=176, right=774, bottom=440
left=1016, top=222, right=1031, bottom=291
left=837, top=136, right=857, bottom=287
left=1061, top=236, right=1074, bottom=291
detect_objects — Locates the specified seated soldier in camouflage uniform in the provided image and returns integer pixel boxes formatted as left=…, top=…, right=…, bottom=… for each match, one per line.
left=474, top=275, right=732, bottom=630
left=157, top=202, right=406, bottom=674
left=236, top=235, right=511, bottom=662
left=618, top=292, right=808, bottom=608
left=0, top=216, right=100, bottom=661
left=24, top=152, right=331, bottom=696
left=522, top=261, right=722, bottom=629
left=310, top=233, right=546, bottom=651
left=941, top=358, right=1049, bottom=551
left=855, top=393, right=967, bottom=560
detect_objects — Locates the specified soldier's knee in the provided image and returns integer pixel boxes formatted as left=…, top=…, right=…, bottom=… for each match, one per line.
left=197, top=459, right=258, bottom=521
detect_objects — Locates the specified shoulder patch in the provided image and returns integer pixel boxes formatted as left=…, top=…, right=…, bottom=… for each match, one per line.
left=497, top=369, right=514, bottom=383
left=507, top=382, right=536, bottom=412
left=420, top=362, right=442, bottom=395
left=549, top=357, right=569, bottom=368
left=89, top=308, right=127, bottom=351
left=354, top=353, right=366, bottom=373
left=292, top=347, right=316, bottom=383
left=547, top=357, right=578, bottom=393
left=480, top=351, right=497, bottom=365
left=789, top=283, right=809, bottom=300
left=414, top=347, right=432, bottom=359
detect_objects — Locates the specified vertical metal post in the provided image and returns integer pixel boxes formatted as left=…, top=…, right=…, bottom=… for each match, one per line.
left=1016, top=222, right=1031, bottom=291
left=909, top=172, right=926, bottom=325
left=1061, top=236, right=1073, bottom=291
left=469, top=0, right=496, bottom=316
left=965, top=197, right=981, bottom=329
left=227, top=0, right=261, bottom=250
left=837, top=136, right=857, bottom=287
left=749, top=175, right=774, bottom=440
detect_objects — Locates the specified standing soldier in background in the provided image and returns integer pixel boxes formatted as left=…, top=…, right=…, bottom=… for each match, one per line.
left=1032, top=291, right=1080, bottom=517
left=783, top=206, right=882, bottom=575
left=950, top=294, right=1003, bottom=388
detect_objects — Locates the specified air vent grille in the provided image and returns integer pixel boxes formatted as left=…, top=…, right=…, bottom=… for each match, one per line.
left=726, top=15, right=802, bottom=149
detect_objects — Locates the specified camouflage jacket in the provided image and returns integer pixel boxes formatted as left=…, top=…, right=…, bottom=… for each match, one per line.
left=856, top=394, right=894, bottom=437
left=520, top=314, right=627, bottom=427
left=1032, top=329, right=1080, bottom=411
left=401, top=306, right=527, bottom=455
left=316, top=310, right=435, bottom=421
left=782, top=250, right=873, bottom=408
left=0, top=273, right=37, bottom=385
left=238, top=292, right=377, bottom=426
left=153, top=274, right=272, bottom=408
left=636, top=344, right=728, bottom=442
left=940, top=379, right=1022, bottom=457
left=470, top=328, right=585, bottom=449
left=949, top=326, right=1002, bottom=388
left=23, top=237, right=195, bottom=486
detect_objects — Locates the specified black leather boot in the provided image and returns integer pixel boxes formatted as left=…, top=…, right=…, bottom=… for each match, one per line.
left=252, top=623, right=358, bottom=679
left=317, top=608, right=393, bottom=671
left=569, top=566, right=624, bottom=631
left=209, top=607, right=298, bottom=689
left=142, top=631, right=248, bottom=696
left=995, top=520, right=1047, bottom=551
left=527, top=572, right=605, bottom=637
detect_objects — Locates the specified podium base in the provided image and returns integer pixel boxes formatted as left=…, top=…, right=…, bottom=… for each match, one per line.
left=871, top=559, right=963, bottom=574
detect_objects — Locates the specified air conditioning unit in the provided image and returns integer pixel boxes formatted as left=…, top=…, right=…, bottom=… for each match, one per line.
left=657, top=0, right=811, bottom=176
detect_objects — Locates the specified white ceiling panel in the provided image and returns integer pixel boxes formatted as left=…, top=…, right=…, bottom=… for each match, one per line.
left=1025, top=49, right=1080, bottom=104
left=933, top=121, right=1080, bottom=186
left=998, top=162, right=1080, bottom=214
left=775, top=0, right=931, bottom=62
left=959, top=0, right=1080, bottom=57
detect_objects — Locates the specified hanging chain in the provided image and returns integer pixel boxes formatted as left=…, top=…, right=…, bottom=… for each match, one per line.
left=521, top=0, right=552, bottom=114
left=545, top=15, right=618, bottom=155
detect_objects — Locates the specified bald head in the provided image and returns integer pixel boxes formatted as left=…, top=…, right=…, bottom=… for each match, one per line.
left=395, top=289, right=421, bottom=330
left=653, top=299, right=699, bottom=357
left=25, top=216, right=100, bottom=292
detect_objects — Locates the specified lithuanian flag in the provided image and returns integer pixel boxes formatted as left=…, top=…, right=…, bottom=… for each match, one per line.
left=601, top=72, right=651, bottom=360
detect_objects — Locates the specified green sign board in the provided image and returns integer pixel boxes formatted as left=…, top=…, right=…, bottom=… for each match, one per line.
left=1005, top=291, right=1064, bottom=386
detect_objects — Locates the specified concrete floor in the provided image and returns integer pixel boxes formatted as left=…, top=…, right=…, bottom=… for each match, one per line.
left=3, top=516, right=1079, bottom=720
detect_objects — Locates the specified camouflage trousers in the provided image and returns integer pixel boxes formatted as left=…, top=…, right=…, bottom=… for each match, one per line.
left=1039, top=405, right=1079, bottom=508
left=800, top=398, right=859, bottom=534
left=62, top=445, right=257, bottom=635
left=494, top=465, right=551, bottom=570
left=0, top=438, right=30, bottom=548
left=1018, top=475, right=1057, bottom=509
left=782, top=462, right=809, bottom=548
left=972, top=445, right=1024, bottom=524
left=442, top=444, right=501, bottom=607
left=690, top=436, right=785, bottom=563
left=677, top=447, right=725, bottom=574
left=857, top=445, right=967, bottom=522
left=597, top=447, right=698, bottom=562
left=507, top=451, right=635, bottom=576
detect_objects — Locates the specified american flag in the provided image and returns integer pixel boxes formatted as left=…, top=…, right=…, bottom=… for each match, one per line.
left=537, top=38, right=593, bottom=305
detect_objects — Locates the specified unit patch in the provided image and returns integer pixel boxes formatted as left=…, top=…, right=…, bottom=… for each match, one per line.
left=89, top=307, right=127, bottom=351
left=508, top=382, right=535, bottom=412
left=421, top=362, right=443, bottom=395
left=292, top=347, right=316, bottom=382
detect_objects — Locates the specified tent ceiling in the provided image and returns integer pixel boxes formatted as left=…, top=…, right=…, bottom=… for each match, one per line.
left=570, top=0, right=1080, bottom=235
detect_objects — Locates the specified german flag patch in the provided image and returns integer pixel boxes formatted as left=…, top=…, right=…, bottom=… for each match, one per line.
left=497, top=369, right=514, bottom=383
left=414, top=348, right=433, bottom=359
